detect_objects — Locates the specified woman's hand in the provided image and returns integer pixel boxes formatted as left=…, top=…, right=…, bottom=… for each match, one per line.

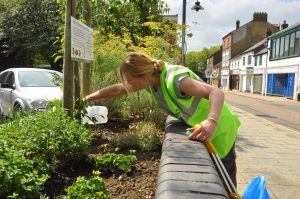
left=187, top=119, right=218, bottom=142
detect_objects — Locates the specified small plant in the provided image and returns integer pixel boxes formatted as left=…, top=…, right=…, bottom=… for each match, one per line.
left=58, top=171, right=109, bottom=199
left=114, top=147, right=120, bottom=152
left=129, top=149, right=136, bottom=155
left=114, top=121, right=161, bottom=152
left=138, top=122, right=161, bottom=152
left=95, top=153, right=137, bottom=174
left=100, top=144, right=110, bottom=153
left=114, top=132, right=140, bottom=150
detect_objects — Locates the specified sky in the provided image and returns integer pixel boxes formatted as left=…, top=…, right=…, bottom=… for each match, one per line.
left=163, top=0, right=300, bottom=52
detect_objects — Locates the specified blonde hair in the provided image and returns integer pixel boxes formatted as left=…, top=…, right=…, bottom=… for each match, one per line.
left=119, top=52, right=165, bottom=89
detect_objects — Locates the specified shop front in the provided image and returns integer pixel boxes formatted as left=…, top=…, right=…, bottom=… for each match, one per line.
left=229, top=69, right=240, bottom=90
left=267, top=73, right=295, bottom=99
left=221, top=69, right=230, bottom=90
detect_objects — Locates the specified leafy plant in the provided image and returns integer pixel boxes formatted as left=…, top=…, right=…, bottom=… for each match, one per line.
left=58, top=171, right=109, bottom=199
left=95, top=153, right=137, bottom=174
left=0, top=101, right=92, bottom=198
left=0, top=148, right=49, bottom=199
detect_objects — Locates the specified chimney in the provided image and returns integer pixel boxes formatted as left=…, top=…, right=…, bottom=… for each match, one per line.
left=253, top=12, right=268, bottom=22
left=281, top=20, right=288, bottom=30
left=236, top=20, right=240, bottom=29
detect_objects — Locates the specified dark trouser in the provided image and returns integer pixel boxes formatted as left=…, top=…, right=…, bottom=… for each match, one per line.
left=221, top=143, right=237, bottom=187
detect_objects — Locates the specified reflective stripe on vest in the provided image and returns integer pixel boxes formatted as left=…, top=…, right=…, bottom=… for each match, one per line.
left=163, top=64, right=202, bottom=123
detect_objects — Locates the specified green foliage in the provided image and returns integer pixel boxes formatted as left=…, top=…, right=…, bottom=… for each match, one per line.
left=0, top=102, right=92, bottom=198
left=95, top=153, right=137, bottom=174
left=138, top=122, right=162, bottom=151
left=92, top=0, right=169, bottom=40
left=114, top=132, right=140, bottom=150
left=0, top=0, right=63, bottom=68
left=59, top=171, right=110, bottom=199
left=0, top=148, right=49, bottom=199
left=186, top=46, right=221, bottom=72
left=114, top=122, right=162, bottom=152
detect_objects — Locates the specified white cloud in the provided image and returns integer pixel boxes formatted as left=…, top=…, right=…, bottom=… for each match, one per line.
left=164, top=0, right=300, bottom=51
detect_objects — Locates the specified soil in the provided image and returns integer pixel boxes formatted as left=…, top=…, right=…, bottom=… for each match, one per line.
left=43, top=118, right=163, bottom=199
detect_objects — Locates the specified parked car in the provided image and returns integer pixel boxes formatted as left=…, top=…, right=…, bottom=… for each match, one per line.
left=0, top=68, right=63, bottom=116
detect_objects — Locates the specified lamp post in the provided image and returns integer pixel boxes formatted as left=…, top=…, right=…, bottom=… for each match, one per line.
left=182, top=0, right=204, bottom=66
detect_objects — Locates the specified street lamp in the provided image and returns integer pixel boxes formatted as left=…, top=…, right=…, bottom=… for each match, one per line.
left=182, top=0, right=204, bottom=66
left=192, top=0, right=204, bottom=11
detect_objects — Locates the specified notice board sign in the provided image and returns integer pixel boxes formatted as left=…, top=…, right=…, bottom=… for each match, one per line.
left=71, top=17, right=93, bottom=63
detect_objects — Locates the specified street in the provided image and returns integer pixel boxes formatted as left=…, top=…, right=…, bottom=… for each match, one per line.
left=224, top=91, right=300, bottom=199
left=225, top=91, right=300, bottom=131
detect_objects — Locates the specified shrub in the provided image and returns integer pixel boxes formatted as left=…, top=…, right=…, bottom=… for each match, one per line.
left=138, top=122, right=161, bottom=152
left=0, top=148, right=49, bottom=199
left=0, top=102, right=92, bottom=198
left=95, top=153, right=137, bottom=174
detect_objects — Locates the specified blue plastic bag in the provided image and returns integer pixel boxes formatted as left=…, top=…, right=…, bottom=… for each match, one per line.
left=242, top=176, right=271, bottom=199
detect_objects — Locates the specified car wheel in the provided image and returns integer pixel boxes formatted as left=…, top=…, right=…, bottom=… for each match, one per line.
left=13, top=103, right=24, bottom=117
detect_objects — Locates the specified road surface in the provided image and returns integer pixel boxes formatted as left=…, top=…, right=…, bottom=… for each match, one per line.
left=225, top=92, right=300, bottom=131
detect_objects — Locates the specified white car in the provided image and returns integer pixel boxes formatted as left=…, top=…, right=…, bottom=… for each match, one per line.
left=0, top=68, right=63, bottom=116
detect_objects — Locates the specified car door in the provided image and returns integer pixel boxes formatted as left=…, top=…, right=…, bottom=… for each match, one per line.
left=1, top=71, right=15, bottom=114
left=0, top=71, right=9, bottom=114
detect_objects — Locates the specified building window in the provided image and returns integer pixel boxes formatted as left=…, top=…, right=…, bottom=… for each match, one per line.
left=289, top=32, right=295, bottom=55
left=279, top=37, right=284, bottom=57
left=259, top=55, right=263, bottom=65
left=247, top=55, right=252, bottom=65
left=243, top=57, right=245, bottom=66
left=254, top=57, right=258, bottom=66
left=284, top=34, right=289, bottom=56
left=271, top=40, right=276, bottom=59
left=275, top=38, right=280, bottom=58
left=295, top=31, right=300, bottom=55
left=270, top=29, right=300, bottom=60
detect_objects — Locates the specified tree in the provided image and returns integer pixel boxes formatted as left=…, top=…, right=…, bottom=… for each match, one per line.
left=186, top=46, right=220, bottom=72
left=0, top=0, right=63, bottom=70
left=91, top=0, right=169, bottom=45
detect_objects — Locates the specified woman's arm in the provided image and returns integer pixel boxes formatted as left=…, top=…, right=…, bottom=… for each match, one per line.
left=179, top=77, right=225, bottom=141
left=84, top=83, right=128, bottom=101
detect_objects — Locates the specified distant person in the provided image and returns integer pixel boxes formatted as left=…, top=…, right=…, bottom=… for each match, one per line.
left=84, top=52, right=241, bottom=186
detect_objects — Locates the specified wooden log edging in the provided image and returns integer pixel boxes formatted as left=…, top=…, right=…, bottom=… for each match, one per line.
left=155, top=116, right=229, bottom=199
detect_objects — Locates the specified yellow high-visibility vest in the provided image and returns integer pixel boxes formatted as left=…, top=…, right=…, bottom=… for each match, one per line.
left=148, top=63, right=240, bottom=158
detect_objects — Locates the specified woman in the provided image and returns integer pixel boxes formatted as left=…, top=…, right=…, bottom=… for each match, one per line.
left=84, top=52, right=240, bottom=185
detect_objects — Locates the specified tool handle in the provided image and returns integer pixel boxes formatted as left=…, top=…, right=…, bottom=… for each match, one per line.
left=205, top=140, right=217, bottom=154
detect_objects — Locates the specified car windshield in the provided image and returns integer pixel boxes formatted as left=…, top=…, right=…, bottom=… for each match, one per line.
left=18, top=71, right=63, bottom=87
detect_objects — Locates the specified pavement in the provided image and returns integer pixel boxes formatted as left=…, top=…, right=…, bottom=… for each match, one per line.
left=227, top=91, right=300, bottom=199
left=226, top=90, right=296, bottom=103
